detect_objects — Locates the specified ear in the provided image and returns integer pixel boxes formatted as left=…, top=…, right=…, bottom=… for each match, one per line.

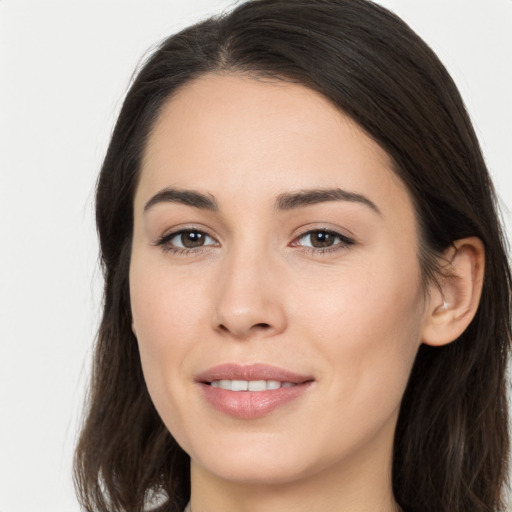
left=131, top=319, right=137, bottom=337
left=422, top=237, right=485, bottom=347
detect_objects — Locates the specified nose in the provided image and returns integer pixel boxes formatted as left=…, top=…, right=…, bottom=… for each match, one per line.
left=211, top=246, right=287, bottom=340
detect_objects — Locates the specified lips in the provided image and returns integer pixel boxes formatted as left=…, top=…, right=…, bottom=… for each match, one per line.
left=196, top=363, right=312, bottom=384
left=196, top=363, right=314, bottom=419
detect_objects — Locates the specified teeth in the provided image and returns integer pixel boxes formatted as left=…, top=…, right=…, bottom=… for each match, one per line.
left=248, top=380, right=266, bottom=391
left=231, top=380, right=248, bottom=391
left=210, top=379, right=296, bottom=391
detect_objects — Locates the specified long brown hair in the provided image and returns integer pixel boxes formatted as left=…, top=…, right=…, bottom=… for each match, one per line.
left=74, top=1, right=511, bottom=511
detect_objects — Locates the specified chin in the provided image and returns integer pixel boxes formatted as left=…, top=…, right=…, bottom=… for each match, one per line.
left=187, top=430, right=335, bottom=487
left=196, top=453, right=313, bottom=486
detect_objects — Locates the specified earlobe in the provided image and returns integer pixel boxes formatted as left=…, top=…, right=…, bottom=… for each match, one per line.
left=422, top=237, right=485, bottom=347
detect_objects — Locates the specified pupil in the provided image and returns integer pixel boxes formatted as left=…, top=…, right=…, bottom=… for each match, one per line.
left=312, top=231, right=333, bottom=248
left=182, top=231, right=204, bottom=248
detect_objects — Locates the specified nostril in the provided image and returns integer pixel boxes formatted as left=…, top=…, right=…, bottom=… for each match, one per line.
left=254, top=323, right=271, bottom=329
left=217, top=322, right=271, bottom=335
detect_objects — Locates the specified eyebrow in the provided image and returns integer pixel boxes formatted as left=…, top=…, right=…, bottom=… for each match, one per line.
left=275, top=188, right=381, bottom=214
left=143, top=186, right=380, bottom=215
left=144, top=188, right=218, bottom=212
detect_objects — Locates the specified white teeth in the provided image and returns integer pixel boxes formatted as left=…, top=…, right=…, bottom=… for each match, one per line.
left=219, top=379, right=231, bottom=390
left=231, top=380, right=248, bottom=391
left=210, top=379, right=296, bottom=391
left=248, top=380, right=266, bottom=391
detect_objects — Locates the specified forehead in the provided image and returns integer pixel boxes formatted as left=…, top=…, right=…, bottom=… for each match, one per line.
left=137, top=73, right=412, bottom=221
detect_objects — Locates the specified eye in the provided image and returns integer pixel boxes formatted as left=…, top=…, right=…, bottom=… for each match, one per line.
left=170, top=230, right=214, bottom=249
left=292, top=229, right=354, bottom=253
left=156, top=229, right=218, bottom=254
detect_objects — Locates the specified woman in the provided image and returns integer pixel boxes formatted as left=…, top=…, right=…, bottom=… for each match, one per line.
left=74, top=1, right=511, bottom=511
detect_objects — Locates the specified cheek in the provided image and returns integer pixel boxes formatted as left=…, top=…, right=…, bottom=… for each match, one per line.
left=128, top=253, right=211, bottom=421
left=130, top=254, right=209, bottom=349
left=295, top=253, right=424, bottom=414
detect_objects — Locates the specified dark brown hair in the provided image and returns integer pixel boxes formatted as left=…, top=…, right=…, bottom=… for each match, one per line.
left=74, top=1, right=511, bottom=511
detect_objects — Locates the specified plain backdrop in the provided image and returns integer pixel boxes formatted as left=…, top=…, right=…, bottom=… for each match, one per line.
left=0, top=1, right=511, bottom=511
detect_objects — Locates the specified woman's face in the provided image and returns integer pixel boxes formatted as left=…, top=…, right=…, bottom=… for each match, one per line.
left=130, top=74, right=431, bottom=486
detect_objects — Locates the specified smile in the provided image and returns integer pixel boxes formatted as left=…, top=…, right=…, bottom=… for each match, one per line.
left=210, top=379, right=296, bottom=391
left=197, top=364, right=314, bottom=419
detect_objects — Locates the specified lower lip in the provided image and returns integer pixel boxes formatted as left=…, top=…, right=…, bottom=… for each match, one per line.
left=199, top=382, right=313, bottom=419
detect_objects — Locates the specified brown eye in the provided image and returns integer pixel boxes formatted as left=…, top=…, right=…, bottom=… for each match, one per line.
left=308, top=231, right=336, bottom=248
left=176, top=230, right=207, bottom=248
left=158, top=229, right=217, bottom=253
left=295, top=229, right=354, bottom=251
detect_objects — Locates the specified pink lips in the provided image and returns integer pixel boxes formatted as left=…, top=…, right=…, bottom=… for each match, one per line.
left=196, top=363, right=314, bottom=420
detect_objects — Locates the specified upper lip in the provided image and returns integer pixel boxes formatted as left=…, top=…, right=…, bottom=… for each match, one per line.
left=196, top=363, right=314, bottom=384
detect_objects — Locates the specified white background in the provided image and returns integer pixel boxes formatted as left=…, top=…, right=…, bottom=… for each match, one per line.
left=0, top=1, right=510, bottom=511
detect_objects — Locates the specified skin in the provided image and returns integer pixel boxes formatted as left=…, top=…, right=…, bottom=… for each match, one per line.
left=129, top=74, right=482, bottom=512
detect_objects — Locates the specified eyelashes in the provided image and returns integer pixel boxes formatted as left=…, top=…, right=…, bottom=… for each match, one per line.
left=290, top=230, right=354, bottom=252
left=156, top=230, right=219, bottom=254
left=155, top=227, right=355, bottom=256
